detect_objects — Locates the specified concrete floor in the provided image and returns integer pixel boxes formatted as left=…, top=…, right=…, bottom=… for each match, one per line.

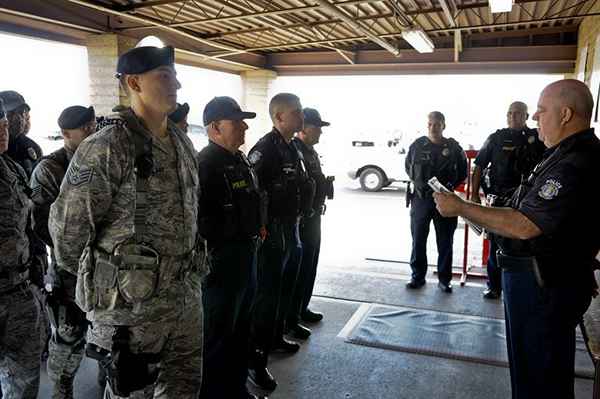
left=36, top=183, right=594, bottom=398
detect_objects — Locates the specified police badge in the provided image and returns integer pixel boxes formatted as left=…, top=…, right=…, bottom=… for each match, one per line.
left=538, top=179, right=561, bottom=200
left=528, top=136, right=535, bottom=144
left=442, top=148, right=450, bottom=156
left=27, top=147, right=38, bottom=160
left=248, top=151, right=262, bottom=164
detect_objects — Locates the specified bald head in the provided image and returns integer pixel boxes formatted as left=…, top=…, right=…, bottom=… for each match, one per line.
left=544, top=79, right=594, bottom=121
left=269, top=92, right=304, bottom=139
left=532, top=79, right=594, bottom=147
left=507, top=101, right=528, bottom=129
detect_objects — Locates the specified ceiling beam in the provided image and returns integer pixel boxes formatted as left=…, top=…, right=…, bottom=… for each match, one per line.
left=64, top=0, right=244, bottom=53
left=439, top=0, right=457, bottom=27
left=116, top=0, right=187, bottom=11
left=314, top=0, right=400, bottom=56
left=210, top=11, right=597, bottom=55
left=0, top=6, right=105, bottom=34
left=405, top=0, right=539, bottom=15
left=119, top=0, right=382, bottom=31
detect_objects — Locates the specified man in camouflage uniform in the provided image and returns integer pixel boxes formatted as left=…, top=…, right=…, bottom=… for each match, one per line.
left=49, top=46, right=205, bottom=399
left=30, top=105, right=99, bottom=399
left=0, top=98, right=42, bottom=398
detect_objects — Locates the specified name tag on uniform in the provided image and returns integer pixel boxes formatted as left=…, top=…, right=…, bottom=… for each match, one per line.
left=232, top=180, right=248, bottom=189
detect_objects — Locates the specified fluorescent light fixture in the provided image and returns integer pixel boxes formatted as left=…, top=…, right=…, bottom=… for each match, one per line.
left=401, top=29, right=435, bottom=53
left=489, top=0, right=513, bottom=13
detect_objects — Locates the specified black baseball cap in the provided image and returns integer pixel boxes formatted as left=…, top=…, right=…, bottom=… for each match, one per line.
left=58, top=106, right=95, bottom=129
left=170, top=102, right=190, bottom=123
left=303, top=107, right=330, bottom=127
left=203, top=96, right=256, bottom=126
left=116, top=46, right=175, bottom=77
left=0, top=90, right=30, bottom=113
left=0, top=99, right=5, bottom=119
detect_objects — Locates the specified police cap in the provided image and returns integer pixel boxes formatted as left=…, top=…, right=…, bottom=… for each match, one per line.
left=0, top=90, right=30, bottom=113
left=303, top=107, right=330, bottom=127
left=58, top=106, right=95, bottom=130
left=116, top=46, right=175, bottom=77
left=170, top=102, right=190, bottom=123
left=203, top=96, right=256, bottom=126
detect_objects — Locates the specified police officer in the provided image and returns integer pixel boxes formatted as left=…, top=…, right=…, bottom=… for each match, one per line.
left=169, top=102, right=190, bottom=133
left=434, top=79, right=599, bottom=399
left=405, top=111, right=468, bottom=293
left=0, top=98, right=42, bottom=398
left=197, top=96, right=261, bottom=399
left=472, top=101, right=545, bottom=299
left=30, top=105, right=99, bottom=399
left=287, top=108, right=333, bottom=334
left=0, top=90, right=42, bottom=178
left=247, top=93, right=314, bottom=391
left=49, top=46, right=206, bottom=399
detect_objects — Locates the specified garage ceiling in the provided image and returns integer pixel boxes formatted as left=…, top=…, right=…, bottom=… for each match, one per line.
left=0, top=0, right=595, bottom=74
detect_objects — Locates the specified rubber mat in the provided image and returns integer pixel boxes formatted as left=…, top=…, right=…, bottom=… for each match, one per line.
left=341, top=304, right=594, bottom=379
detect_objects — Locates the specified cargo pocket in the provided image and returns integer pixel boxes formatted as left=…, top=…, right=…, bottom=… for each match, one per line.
left=75, top=247, right=95, bottom=312
left=117, top=265, right=158, bottom=304
left=94, top=258, right=119, bottom=310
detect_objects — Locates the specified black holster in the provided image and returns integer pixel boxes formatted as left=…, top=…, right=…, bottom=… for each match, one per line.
left=86, top=327, right=160, bottom=396
left=497, top=252, right=545, bottom=288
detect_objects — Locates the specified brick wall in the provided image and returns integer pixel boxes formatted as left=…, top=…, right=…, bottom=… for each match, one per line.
left=240, top=69, right=277, bottom=152
left=573, top=2, right=600, bottom=83
left=86, top=34, right=137, bottom=116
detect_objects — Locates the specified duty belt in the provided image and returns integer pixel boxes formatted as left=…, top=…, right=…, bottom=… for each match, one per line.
left=497, top=251, right=545, bottom=288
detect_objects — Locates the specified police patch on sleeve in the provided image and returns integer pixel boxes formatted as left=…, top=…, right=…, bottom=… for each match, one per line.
left=248, top=151, right=262, bottom=165
left=66, top=164, right=93, bottom=187
left=442, top=148, right=450, bottom=157
left=538, top=179, right=561, bottom=200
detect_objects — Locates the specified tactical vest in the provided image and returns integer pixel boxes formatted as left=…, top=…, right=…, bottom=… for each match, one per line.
left=410, top=137, right=462, bottom=197
left=484, top=128, right=541, bottom=196
left=293, top=138, right=325, bottom=211
left=268, top=136, right=303, bottom=220
left=218, top=152, right=262, bottom=241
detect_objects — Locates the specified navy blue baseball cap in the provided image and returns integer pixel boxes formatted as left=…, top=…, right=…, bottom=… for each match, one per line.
left=303, top=108, right=330, bottom=127
left=169, top=103, right=190, bottom=123
left=203, top=96, right=256, bottom=126
left=0, top=91, right=30, bottom=113
left=116, top=46, right=175, bottom=77
left=58, top=106, right=95, bottom=129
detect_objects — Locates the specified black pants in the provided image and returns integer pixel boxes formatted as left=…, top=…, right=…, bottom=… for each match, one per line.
left=486, top=239, right=502, bottom=292
left=502, top=266, right=590, bottom=399
left=287, top=215, right=322, bottom=325
left=409, top=196, right=457, bottom=284
left=250, top=221, right=296, bottom=363
left=275, top=222, right=303, bottom=339
left=201, top=240, right=257, bottom=399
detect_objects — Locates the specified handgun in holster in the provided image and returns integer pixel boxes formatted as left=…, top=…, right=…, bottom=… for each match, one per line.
left=86, top=326, right=160, bottom=397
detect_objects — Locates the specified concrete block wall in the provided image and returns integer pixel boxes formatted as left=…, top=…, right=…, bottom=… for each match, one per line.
left=86, top=34, right=138, bottom=116
left=241, top=69, right=277, bottom=152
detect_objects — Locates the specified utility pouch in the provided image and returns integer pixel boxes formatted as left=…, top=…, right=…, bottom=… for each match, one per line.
left=114, top=244, right=160, bottom=305
left=75, top=247, right=95, bottom=312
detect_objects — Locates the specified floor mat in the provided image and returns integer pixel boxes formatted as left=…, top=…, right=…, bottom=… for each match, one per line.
left=340, top=304, right=594, bottom=379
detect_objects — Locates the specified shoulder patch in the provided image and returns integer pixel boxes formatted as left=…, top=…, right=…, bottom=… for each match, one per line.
left=538, top=179, right=561, bottom=200
left=248, top=151, right=262, bottom=164
left=66, top=164, right=94, bottom=187
left=442, top=148, right=450, bottom=156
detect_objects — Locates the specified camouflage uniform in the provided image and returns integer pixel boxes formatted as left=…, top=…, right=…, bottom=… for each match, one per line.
left=30, top=147, right=99, bottom=399
left=49, top=109, right=206, bottom=399
left=0, top=153, right=41, bottom=399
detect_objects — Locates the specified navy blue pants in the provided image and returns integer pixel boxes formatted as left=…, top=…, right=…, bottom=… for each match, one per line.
left=486, top=240, right=502, bottom=292
left=287, top=215, right=322, bottom=325
left=409, top=196, right=457, bottom=284
left=502, top=267, right=590, bottom=399
left=201, top=240, right=257, bottom=399
left=250, top=221, right=296, bottom=360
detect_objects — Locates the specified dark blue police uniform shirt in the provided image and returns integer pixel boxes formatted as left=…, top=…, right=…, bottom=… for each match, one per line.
left=515, top=128, right=600, bottom=285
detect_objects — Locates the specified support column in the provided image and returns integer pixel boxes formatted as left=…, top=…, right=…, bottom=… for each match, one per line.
left=86, top=34, right=138, bottom=116
left=240, top=69, right=278, bottom=152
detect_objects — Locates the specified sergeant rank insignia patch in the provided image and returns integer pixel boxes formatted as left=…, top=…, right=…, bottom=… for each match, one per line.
left=538, top=179, right=561, bottom=200
left=67, top=165, right=93, bottom=187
